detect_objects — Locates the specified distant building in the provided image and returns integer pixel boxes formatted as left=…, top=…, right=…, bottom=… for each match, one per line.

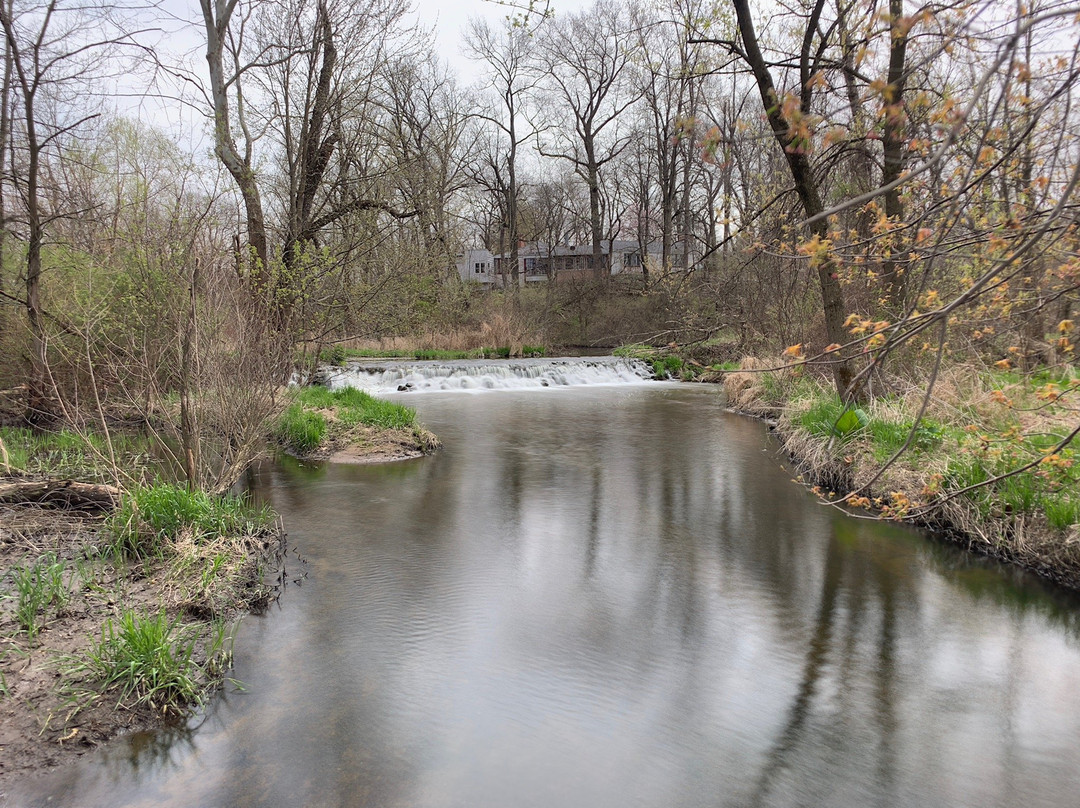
left=455, top=248, right=496, bottom=285
left=457, top=240, right=694, bottom=287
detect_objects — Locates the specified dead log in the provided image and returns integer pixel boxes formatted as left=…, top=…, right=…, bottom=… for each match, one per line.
left=0, top=479, right=121, bottom=511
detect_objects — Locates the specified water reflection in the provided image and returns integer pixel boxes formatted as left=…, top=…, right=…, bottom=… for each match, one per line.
left=12, top=386, right=1080, bottom=808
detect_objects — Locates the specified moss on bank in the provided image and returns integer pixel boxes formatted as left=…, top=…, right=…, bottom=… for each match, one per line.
left=719, top=356, right=1080, bottom=590
left=274, top=385, right=440, bottom=462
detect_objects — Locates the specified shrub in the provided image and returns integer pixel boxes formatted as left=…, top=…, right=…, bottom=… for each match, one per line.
left=319, top=344, right=347, bottom=366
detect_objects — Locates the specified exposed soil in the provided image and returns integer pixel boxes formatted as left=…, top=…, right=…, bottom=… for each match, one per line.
left=289, top=422, right=442, bottom=464
left=0, top=502, right=286, bottom=798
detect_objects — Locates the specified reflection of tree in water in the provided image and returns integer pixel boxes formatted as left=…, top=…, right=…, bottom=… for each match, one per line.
left=748, top=536, right=841, bottom=807
left=748, top=526, right=905, bottom=807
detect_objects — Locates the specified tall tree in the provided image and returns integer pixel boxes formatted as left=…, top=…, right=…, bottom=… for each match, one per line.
left=718, top=0, right=859, bottom=399
left=0, top=0, right=145, bottom=421
left=535, top=0, right=640, bottom=278
left=466, top=16, right=537, bottom=288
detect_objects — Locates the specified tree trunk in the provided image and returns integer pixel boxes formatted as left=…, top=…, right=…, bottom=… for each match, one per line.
left=732, top=0, right=858, bottom=400
left=879, top=0, right=910, bottom=316
left=200, top=0, right=270, bottom=293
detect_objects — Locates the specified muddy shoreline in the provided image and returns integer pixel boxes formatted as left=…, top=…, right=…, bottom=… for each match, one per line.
left=0, top=501, right=289, bottom=798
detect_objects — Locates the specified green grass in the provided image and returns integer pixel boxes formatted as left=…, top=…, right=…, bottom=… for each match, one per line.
left=10, top=553, right=71, bottom=642
left=867, top=419, right=944, bottom=461
left=945, top=451, right=1079, bottom=528
left=274, top=386, right=419, bottom=456
left=1043, top=497, right=1080, bottom=530
left=796, top=397, right=868, bottom=441
left=318, top=346, right=547, bottom=363
left=276, top=404, right=327, bottom=453
left=651, top=355, right=684, bottom=379
left=614, top=343, right=656, bottom=359
left=108, top=484, right=273, bottom=558
left=414, top=348, right=483, bottom=360
left=0, top=426, right=152, bottom=481
left=292, top=386, right=416, bottom=429
left=74, top=609, right=216, bottom=710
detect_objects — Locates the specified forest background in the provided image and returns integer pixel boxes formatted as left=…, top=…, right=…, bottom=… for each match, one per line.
left=0, top=0, right=1077, bottom=530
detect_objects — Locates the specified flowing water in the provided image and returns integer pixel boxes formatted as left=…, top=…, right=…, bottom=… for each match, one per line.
left=319, top=355, right=656, bottom=393
left=12, top=364, right=1080, bottom=808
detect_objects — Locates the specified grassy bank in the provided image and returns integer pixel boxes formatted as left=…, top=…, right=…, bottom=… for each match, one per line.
left=720, top=358, right=1080, bottom=588
left=273, top=385, right=440, bottom=462
left=0, top=428, right=286, bottom=788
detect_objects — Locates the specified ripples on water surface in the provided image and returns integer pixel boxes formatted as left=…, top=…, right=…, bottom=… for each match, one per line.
left=13, top=385, right=1080, bottom=808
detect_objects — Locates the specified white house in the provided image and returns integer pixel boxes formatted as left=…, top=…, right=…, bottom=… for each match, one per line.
left=456, top=249, right=496, bottom=285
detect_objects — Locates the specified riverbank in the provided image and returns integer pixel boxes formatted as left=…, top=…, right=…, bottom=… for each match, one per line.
left=273, top=385, right=441, bottom=462
left=0, top=481, right=285, bottom=792
left=717, top=356, right=1080, bottom=590
left=0, top=390, right=438, bottom=793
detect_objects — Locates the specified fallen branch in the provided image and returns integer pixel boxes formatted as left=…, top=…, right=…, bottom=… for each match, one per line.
left=0, top=479, right=121, bottom=511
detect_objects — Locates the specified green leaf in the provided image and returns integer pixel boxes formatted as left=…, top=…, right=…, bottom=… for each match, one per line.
left=834, top=408, right=868, bottom=436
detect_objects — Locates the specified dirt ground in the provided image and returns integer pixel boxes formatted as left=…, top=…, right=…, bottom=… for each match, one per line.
left=0, top=504, right=286, bottom=796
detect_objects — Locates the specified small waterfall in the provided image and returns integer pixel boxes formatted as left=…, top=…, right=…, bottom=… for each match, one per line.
left=319, top=356, right=657, bottom=394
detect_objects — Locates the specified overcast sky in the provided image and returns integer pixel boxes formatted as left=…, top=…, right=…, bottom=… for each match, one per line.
left=412, top=0, right=586, bottom=85
left=125, top=0, right=590, bottom=150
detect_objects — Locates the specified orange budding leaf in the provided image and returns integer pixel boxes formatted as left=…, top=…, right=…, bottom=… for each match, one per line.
left=994, top=358, right=1012, bottom=369
left=824, top=343, right=842, bottom=353
left=783, top=344, right=805, bottom=358
left=1059, top=319, right=1074, bottom=333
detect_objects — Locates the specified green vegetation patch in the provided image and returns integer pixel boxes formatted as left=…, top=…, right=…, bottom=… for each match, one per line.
left=292, top=386, right=416, bottom=430
left=318, top=345, right=547, bottom=364
left=276, top=403, right=328, bottom=453
left=11, top=553, right=72, bottom=643
left=71, top=608, right=230, bottom=712
left=0, top=426, right=152, bottom=482
left=944, top=439, right=1079, bottom=529
left=108, top=484, right=273, bottom=559
left=273, top=385, right=431, bottom=459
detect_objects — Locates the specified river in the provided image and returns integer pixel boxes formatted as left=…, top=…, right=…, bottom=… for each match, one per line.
left=11, top=376, right=1080, bottom=807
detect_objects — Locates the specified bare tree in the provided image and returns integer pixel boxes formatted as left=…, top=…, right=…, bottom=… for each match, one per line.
left=534, top=0, right=640, bottom=278
left=466, top=15, right=538, bottom=288
left=0, top=0, right=148, bottom=422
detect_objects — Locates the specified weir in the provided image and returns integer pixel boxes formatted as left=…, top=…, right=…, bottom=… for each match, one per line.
left=319, top=356, right=656, bottom=394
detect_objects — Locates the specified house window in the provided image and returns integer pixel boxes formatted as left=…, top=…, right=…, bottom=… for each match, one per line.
left=626, top=252, right=641, bottom=267
left=525, top=257, right=536, bottom=271
left=474, top=262, right=485, bottom=273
